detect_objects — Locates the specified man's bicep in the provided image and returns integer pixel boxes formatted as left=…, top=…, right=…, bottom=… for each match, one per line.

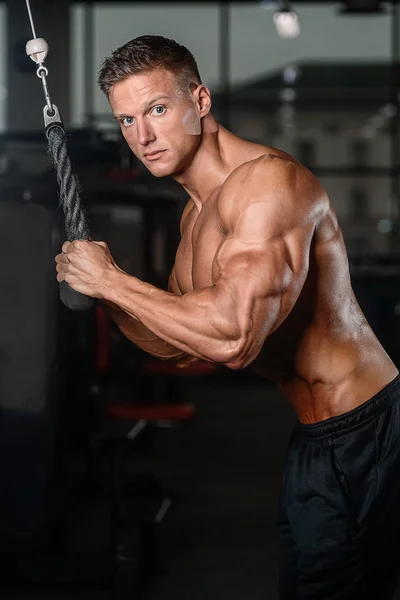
left=215, top=155, right=315, bottom=290
left=211, top=205, right=312, bottom=361
left=213, top=238, right=294, bottom=337
left=214, top=199, right=311, bottom=300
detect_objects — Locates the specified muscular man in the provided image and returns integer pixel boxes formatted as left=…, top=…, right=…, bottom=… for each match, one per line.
left=55, top=35, right=400, bottom=599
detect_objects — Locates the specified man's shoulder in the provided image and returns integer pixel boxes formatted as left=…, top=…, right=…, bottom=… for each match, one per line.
left=226, top=150, right=305, bottom=191
left=217, top=151, right=326, bottom=233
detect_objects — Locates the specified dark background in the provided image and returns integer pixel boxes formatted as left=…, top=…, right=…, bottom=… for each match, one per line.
left=1, top=1, right=400, bottom=598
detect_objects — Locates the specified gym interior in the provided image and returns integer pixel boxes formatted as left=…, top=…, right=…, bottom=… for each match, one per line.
left=1, top=1, right=400, bottom=598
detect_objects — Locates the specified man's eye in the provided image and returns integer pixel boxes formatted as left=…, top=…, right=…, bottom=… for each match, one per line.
left=121, top=117, right=134, bottom=127
left=151, top=105, right=166, bottom=116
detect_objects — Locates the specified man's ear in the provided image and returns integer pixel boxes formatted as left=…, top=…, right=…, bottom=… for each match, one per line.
left=192, top=84, right=212, bottom=118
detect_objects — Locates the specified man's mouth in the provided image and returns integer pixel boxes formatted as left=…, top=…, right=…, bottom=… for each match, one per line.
left=144, top=150, right=166, bottom=161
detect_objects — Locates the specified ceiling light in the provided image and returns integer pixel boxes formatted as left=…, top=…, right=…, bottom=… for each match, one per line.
left=273, top=4, right=300, bottom=39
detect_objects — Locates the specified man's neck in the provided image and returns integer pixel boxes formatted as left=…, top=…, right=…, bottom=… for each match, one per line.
left=172, top=115, right=239, bottom=210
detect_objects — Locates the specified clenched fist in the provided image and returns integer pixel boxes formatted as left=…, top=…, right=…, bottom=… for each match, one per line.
left=55, top=240, right=120, bottom=299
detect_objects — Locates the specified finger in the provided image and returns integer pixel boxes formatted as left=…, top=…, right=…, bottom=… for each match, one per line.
left=55, top=253, right=70, bottom=265
left=92, top=241, right=108, bottom=249
left=67, top=240, right=81, bottom=253
left=62, top=241, right=72, bottom=253
left=56, top=263, right=69, bottom=274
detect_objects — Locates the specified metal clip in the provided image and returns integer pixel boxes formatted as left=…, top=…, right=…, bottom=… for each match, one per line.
left=43, top=103, right=65, bottom=139
left=37, top=64, right=54, bottom=116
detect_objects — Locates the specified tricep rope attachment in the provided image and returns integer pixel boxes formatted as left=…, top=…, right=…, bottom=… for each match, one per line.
left=25, top=1, right=95, bottom=311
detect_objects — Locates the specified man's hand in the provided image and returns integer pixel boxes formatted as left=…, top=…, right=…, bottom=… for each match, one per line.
left=55, top=240, right=119, bottom=299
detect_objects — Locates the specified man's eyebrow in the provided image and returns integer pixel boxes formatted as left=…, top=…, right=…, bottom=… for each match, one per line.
left=143, top=95, right=171, bottom=108
left=114, top=95, right=172, bottom=119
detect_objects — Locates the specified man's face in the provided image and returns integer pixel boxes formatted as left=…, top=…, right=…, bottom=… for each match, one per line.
left=109, top=68, right=202, bottom=177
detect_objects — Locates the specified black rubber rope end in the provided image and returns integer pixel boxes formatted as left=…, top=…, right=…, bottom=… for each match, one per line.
left=59, top=280, right=96, bottom=312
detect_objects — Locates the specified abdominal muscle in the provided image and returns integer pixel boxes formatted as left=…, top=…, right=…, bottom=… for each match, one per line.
left=251, top=293, right=399, bottom=424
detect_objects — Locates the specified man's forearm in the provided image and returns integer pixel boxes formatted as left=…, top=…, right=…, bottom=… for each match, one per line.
left=101, top=299, right=189, bottom=361
left=103, top=269, right=244, bottom=365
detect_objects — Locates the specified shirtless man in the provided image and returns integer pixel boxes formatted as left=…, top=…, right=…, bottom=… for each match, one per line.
left=55, top=35, right=400, bottom=599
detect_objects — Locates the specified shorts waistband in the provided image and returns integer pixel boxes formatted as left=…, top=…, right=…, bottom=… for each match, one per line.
left=298, top=373, right=400, bottom=439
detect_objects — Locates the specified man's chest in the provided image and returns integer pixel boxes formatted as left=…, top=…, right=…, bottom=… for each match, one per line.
left=174, top=199, right=226, bottom=294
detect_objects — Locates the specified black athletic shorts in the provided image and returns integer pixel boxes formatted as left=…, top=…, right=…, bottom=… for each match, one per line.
left=278, top=373, right=400, bottom=600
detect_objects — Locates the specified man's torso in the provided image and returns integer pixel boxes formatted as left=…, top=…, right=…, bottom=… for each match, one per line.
left=169, top=143, right=397, bottom=422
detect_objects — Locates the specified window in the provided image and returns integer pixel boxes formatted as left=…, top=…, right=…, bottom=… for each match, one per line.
left=346, top=237, right=371, bottom=259
left=296, top=139, right=315, bottom=168
left=348, top=187, right=369, bottom=220
left=349, top=139, right=369, bottom=168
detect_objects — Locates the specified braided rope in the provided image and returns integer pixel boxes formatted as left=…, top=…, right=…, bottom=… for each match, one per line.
left=47, top=126, right=90, bottom=242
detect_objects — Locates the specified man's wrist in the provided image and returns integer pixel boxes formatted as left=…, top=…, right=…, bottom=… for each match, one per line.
left=102, top=266, right=127, bottom=304
left=102, top=266, right=141, bottom=323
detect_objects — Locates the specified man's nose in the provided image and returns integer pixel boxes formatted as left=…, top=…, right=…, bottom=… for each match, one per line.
left=137, top=120, right=155, bottom=146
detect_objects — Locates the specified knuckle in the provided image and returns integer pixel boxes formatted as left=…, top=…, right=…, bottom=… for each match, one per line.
left=73, top=240, right=87, bottom=251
